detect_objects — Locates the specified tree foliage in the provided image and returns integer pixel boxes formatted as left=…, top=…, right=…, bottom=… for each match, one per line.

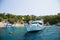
left=0, top=13, right=60, bottom=25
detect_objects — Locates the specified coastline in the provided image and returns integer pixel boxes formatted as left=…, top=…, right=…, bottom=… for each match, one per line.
left=0, top=22, right=24, bottom=28
left=0, top=21, right=60, bottom=28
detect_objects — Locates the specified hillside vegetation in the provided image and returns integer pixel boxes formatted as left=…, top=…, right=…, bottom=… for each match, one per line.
left=0, top=13, right=60, bottom=25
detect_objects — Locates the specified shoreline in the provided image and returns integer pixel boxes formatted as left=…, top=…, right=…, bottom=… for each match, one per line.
left=0, top=22, right=25, bottom=28
left=0, top=21, right=60, bottom=28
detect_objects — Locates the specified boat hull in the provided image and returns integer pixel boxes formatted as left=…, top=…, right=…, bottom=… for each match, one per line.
left=26, top=25, right=45, bottom=31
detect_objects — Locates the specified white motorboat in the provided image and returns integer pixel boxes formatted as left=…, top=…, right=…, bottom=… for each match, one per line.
left=5, top=23, right=14, bottom=28
left=26, top=20, right=45, bottom=31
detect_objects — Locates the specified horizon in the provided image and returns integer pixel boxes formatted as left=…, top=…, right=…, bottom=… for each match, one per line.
left=0, top=12, right=59, bottom=16
left=0, top=0, right=60, bottom=16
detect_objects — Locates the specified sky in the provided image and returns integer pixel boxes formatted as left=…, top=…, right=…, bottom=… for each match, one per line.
left=0, top=0, right=60, bottom=16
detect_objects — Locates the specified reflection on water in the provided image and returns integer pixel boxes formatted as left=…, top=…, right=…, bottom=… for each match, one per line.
left=0, top=26, right=60, bottom=40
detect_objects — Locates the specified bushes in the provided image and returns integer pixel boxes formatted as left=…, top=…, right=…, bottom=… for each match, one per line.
left=0, top=13, right=60, bottom=25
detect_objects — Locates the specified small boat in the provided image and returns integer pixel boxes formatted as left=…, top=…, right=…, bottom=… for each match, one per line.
left=5, top=23, right=14, bottom=28
left=26, top=20, right=45, bottom=31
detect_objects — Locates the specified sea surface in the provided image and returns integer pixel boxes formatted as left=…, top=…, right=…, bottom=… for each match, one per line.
left=0, top=26, right=60, bottom=40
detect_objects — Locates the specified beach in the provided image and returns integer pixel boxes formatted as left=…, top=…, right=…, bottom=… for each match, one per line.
left=0, top=22, right=24, bottom=28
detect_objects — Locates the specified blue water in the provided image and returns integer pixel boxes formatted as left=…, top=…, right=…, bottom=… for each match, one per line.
left=0, top=26, right=60, bottom=40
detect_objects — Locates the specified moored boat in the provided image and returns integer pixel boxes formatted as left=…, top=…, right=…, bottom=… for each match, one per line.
left=26, top=19, right=45, bottom=32
left=5, top=22, right=14, bottom=28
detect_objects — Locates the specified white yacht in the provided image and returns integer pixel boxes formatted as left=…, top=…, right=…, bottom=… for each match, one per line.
left=26, top=20, right=45, bottom=31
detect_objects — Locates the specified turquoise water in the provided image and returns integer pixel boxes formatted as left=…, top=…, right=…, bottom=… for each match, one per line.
left=0, top=26, right=60, bottom=40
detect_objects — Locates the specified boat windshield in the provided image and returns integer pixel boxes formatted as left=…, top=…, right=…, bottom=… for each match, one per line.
left=32, top=22, right=42, bottom=25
